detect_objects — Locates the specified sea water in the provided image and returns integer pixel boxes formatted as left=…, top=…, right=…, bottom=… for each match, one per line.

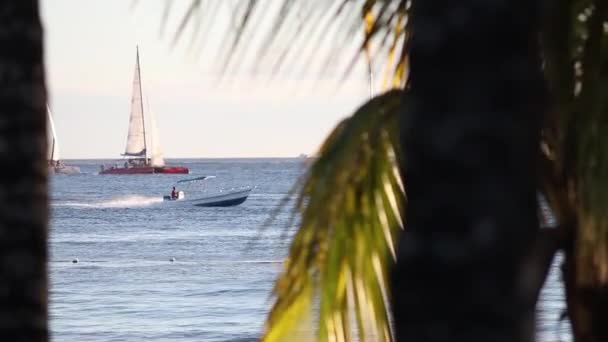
left=49, top=159, right=571, bottom=341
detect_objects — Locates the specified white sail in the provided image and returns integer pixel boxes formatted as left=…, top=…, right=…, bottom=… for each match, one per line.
left=147, top=100, right=165, bottom=167
left=47, top=105, right=61, bottom=162
left=123, top=46, right=147, bottom=158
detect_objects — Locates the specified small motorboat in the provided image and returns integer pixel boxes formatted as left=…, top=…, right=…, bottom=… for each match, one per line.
left=163, top=176, right=252, bottom=207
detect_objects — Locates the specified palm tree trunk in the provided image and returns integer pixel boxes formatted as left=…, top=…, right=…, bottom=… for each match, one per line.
left=392, top=1, right=545, bottom=341
left=563, top=244, right=608, bottom=342
left=556, top=0, right=608, bottom=340
left=0, top=1, right=48, bottom=341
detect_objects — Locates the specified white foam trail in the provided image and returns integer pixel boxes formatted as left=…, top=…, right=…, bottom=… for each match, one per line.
left=54, top=195, right=163, bottom=208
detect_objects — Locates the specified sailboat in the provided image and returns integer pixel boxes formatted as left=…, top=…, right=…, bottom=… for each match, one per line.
left=99, top=46, right=189, bottom=175
left=48, top=106, right=80, bottom=174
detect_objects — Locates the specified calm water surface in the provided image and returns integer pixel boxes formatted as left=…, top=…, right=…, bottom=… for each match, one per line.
left=49, top=159, right=571, bottom=341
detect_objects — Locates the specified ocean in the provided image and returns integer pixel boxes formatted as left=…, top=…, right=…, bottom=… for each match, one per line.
left=49, top=159, right=571, bottom=341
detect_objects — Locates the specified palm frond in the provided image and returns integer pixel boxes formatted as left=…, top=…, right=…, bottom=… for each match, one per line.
left=171, top=0, right=201, bottom=48
left=151, top=0, right=410, bottom=91
left=262, top=90, right=405, bottom=342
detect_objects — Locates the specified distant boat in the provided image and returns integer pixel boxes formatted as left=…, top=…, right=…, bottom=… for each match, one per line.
left=99, top=46, right=189, bottom=175
left=163, top=176, right=252, bottom=207
left=297, top=153, right=308, bottom=159
left=47, top=106, right=80, bottom=175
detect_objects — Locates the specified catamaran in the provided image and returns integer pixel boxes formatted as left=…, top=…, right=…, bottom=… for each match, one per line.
left=48, top=106, right=80, bottom=174
left=100, top=46, right=189, bottom=175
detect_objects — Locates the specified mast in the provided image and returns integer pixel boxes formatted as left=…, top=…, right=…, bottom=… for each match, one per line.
left=136, top=45, right=148, bottom=161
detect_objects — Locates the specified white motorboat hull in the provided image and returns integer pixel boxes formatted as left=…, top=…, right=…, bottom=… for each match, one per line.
left=164, top=188, right=251, bottom=207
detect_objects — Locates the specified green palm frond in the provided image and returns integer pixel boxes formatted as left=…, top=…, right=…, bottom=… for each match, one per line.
left=263, top=90, right=405, bottom=342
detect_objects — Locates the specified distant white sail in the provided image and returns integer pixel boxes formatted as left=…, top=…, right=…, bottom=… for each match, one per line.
left=147, top=100, right=165, bottom=167
left=47, top=105, right=61, bottom=161
left=123, top=46, right=147, bottom=158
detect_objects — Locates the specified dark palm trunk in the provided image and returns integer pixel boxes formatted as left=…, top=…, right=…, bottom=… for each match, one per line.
left=543, top=0, right=608, bottom=340
left=0, top=1, right=48, bottom=341
left=563, top=245, right=608, bottom=342
left=562, top=245, right=608, bottom=342
left=392, top=1, right=545, bottom=341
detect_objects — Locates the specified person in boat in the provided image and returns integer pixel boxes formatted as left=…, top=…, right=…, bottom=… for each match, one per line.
left=171, top=186, right=177, bottom=200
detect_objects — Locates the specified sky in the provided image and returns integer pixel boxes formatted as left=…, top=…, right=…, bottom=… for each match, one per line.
left=41, top=0, right=371, bottom=158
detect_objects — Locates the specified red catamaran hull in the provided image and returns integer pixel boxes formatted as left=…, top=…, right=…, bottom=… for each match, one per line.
left=99, top=166, right=189, bottom=175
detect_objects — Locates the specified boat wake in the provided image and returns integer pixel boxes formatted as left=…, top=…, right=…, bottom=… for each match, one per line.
left=54, top=195, right=163, bottom=209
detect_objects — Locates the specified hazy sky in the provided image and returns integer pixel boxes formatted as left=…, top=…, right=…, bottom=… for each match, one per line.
left=41, top=0, right=371, bottom=158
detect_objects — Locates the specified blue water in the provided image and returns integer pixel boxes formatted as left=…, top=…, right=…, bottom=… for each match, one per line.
left=49, top=159, right=571, bottom=341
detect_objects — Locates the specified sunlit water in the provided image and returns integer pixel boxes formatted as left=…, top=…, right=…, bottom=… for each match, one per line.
left=49, top=159, right=571, bottom=341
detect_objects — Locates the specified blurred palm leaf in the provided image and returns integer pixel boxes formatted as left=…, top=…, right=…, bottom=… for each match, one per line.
left=154, top=0, right=410, bottom=90
left=263, top=89, right=405, bottom=342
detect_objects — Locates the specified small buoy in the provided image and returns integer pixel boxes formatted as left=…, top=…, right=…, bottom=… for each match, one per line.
left=170, top=257, right=176, bottom=263
left=72, top=258, right=79, bottom=264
